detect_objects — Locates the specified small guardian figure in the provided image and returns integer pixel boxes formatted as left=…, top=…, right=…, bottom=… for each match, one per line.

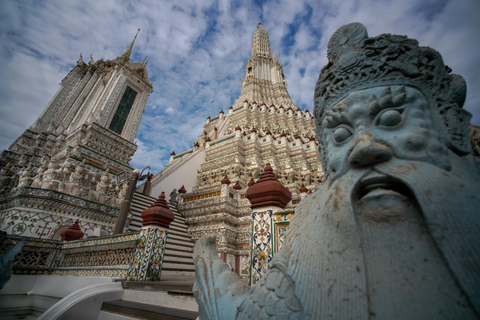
left=169, top=188, right=178, bottom=205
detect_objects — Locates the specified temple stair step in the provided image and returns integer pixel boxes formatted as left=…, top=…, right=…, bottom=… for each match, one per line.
left=98, top=280, right=198, bottom=320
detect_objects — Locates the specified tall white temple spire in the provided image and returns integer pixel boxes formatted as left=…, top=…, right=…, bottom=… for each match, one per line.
left=235, top=23, right=296, bottom=109
left=251, top=23, right=272, bottom=58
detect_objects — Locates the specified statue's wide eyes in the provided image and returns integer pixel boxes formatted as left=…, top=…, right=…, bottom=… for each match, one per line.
left=377, top=109, right=402, bottom=127
left=333, top=126, right=352, bottom=142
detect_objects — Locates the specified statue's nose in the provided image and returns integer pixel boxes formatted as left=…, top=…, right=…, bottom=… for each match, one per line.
left=348, top=132, right=392, bottom=168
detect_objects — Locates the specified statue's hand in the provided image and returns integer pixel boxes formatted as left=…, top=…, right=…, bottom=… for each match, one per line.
left=193, top=235, right=249, bottom=320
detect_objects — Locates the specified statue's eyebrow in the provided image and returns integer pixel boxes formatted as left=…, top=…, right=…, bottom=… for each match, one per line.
left=369, top=86, right=407, bottom=116
left=324, top=104, right=349, bottom=128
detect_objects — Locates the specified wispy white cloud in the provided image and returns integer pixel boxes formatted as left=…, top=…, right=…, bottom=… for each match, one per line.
left=0, top=0, right=478, bottom=174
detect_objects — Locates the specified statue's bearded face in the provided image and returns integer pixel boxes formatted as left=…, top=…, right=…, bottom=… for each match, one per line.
left=322, top=85, right=450, bottom=182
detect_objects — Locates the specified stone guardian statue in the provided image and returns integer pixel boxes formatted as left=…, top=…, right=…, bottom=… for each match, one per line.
left=192, top=23, right=480, bottom=319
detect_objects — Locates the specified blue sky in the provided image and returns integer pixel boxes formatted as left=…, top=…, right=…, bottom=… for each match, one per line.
left=0, top=0, right=478, bottom=173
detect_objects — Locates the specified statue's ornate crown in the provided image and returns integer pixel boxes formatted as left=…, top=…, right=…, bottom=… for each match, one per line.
left=314, top=23, right=472, bottom=166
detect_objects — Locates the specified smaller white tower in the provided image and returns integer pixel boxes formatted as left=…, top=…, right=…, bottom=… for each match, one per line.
left=2, top=29, right=153, bottom=173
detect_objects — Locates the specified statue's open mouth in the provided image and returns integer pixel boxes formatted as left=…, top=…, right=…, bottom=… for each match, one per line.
left=353, top=172, right=410, bottom=202
left=352, top=172, right=415, bottom=221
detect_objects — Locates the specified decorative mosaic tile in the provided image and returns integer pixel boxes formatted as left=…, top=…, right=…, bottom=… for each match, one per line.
left=127, top=227, right=168, bottom=281
left=272, top=209, right=294, bottom=254
left=62, top=232, right=138, bottom=249
left=51, top=268, right=129, bottom=278
left=249, top=210, right=273, bottom=286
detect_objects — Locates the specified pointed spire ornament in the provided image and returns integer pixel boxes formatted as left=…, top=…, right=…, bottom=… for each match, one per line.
left=221, top=175, right=231, bottom=185
left=233, top=181, right=242, bottom=190
left=121, top=28, right=140, bottom=62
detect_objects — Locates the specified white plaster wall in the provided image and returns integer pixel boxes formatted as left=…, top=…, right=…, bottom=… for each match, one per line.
left=150, top=149, right=205, bottom=199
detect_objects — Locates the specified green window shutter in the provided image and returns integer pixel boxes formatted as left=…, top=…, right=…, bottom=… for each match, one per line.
left=109, top=86, right=137, bottom=135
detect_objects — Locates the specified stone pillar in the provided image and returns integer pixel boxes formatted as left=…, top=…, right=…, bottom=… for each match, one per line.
left=127, top=192, right=175, bottom=281
left=246, top=163, right=291, bottom=286
left=220, top=175, right=230, bottom=197
left=113, top=169, right=139, bottom=234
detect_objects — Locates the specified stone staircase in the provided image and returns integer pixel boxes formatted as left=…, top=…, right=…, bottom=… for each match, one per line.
left=98, top=280, right=198, bottom=320
left=127, top=192, right=196, bottom=280
left=97, top=192, right=198, bottom=319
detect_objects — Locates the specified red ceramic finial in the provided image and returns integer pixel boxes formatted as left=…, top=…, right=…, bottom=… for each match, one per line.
left=251, top=127, right=257, bottom=133
left=246, top=163, right=292, bottom=209
left=178, top=185, right=187, bottom=194
left=61, top=220, right=84, bottom=241
left=233, top=181, right=242, bottom=190
left=141, top=192, right=175, bottom=228
left=235, top=125, right=241, bottom=131
left=171, top=151, right=176, bottom=156
left=221, top=175, right=231, bottom=185
left=248, top=178, right=256, bottom=187
left=307, top=189, right=313, bottom=194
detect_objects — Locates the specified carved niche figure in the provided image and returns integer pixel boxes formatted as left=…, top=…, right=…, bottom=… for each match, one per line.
left=89, top=169, right=110, bottom=204
left=16, top=163, right=35, bottom=189
left=67, top=160, right=86, bottom=197
left=114, top=181, right=128, bottom=208
left=30, top=161, right=48, bottom=188
left=55, top=159, right=72, bottom=193
left=40, top=158, right=61, bottom=190
left=192, top=23, right=480, bottom=319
